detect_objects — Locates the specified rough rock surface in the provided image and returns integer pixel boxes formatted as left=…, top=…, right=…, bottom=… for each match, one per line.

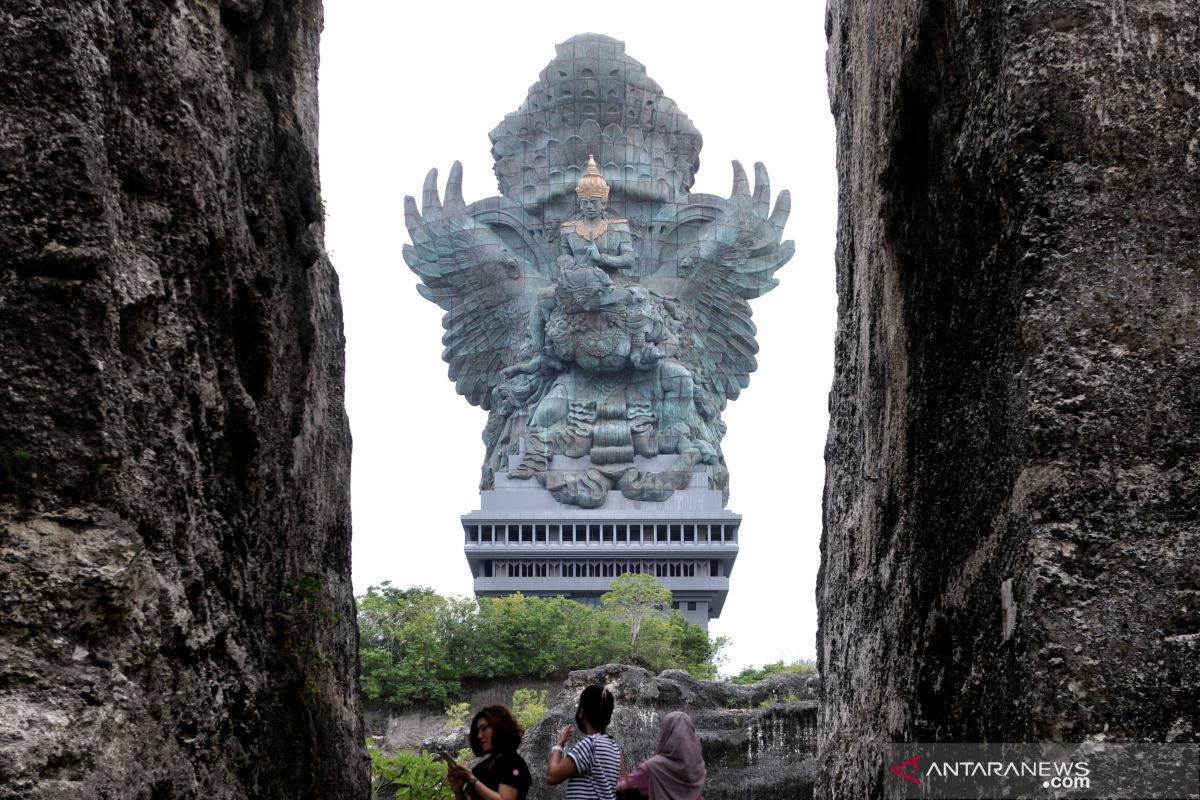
left=520, top=665, right=819, bottom=800
left=819, top=0, right=1198, bottom=796
left=0, top=1, right=367, bottom=797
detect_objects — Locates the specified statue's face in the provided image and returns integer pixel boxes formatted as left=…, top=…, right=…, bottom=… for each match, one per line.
left=562, top=286, right=605, bottom=311
left=557, top=285, right=608, bottom=311
left=557, top=266, right=613, bottom=311
left=579, top=196, right=604, bottom=220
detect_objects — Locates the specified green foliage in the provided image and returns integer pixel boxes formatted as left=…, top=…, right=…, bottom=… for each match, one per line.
left=357, top=577, right=724, bottom=709
left=357, top=584, right=466, bottom=708
left=473, top=593, right=594, bottom=678
left=366, top=741, right=454, bottom=800
left=600, top=572, right=671, bottom=654
left=293, top=572, right=321, bottom=605
left=443, top=701, right=471, bottom=731
left=1, top=445, right=33, bottom=486
left=727, top=659, right=817, bottom=685
left=617, top=609, right=728, bottom=678
left=277, top=570, right=342, bottom=700
left=668, top=614, right=728, bottom=680
left=511, top=688, right=547, bottom=730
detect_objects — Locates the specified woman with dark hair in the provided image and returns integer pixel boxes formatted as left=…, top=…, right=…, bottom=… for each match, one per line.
left=615, top=711, right=705, bottom=800
left=446, top=705, right=532, bottom=800
left=546, top=684, right=623, bottom=800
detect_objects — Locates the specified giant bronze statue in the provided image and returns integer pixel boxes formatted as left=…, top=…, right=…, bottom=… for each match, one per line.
left=404, top=35, right=793, bottom=509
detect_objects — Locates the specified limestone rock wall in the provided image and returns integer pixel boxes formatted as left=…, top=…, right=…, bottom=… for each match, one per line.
left=521, top=665, right=819, bottom=800
left=0, top=1, right=367, bottom=797
left=818, top=0, right=1199, bottom=795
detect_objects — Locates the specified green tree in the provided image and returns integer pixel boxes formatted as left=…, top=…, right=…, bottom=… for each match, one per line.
left=600, top=572, right=672, bottom=653
left=727, top=659, right=817, bottom=684
left=668, top=612, right=729, bottom=679
left=479, top=593, right=566, bottom=677
left=357, top=583, right=463, bottom=708
left=548, top=594, right=624, bottom=668
left=357, top=582, right=727, bottom=707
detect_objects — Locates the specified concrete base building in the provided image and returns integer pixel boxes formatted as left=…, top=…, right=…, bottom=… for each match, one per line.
left=463, top=455, right=739, bottom=628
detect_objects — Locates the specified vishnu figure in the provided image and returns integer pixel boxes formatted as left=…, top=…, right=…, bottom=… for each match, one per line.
left=514, top=157, right=644, bottom=369
left=558, top=155, right=635, bottom=280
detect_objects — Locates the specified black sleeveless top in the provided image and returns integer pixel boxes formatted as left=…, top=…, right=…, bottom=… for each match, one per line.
left=465, top=750, right=533, bottom=800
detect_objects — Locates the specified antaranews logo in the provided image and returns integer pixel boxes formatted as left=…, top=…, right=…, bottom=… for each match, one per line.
left=890, top=754, right=922, bottom=786
left=883, top=743, right=1198, bottom=799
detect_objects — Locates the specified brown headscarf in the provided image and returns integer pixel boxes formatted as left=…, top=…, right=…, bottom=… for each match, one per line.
left=644, top=711, right=706, bottom=800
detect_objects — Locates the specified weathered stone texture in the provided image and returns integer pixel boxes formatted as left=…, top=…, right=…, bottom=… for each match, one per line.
left=819, top=0, right=1198, bottom=795
left=520, top=665, right=819, bottom=800
left=0, top=1, right=367, bottom=797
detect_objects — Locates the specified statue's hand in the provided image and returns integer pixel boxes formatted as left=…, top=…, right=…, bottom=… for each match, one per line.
left=586, top=242, right=602, bottom=264
left=499, top=358, right=537, bottom=379
left=501, top=354, right=566, bottom=379
left=540, top=354, right=568, bottom=373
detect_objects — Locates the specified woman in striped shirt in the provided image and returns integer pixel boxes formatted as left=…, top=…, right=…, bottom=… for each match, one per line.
left=546, top=684, right=623, bottom=800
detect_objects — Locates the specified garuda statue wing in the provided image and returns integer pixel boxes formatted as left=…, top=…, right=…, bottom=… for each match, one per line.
left=650, top=160, right=794, bottom=410
left=402, top=162, right=552, bottom=410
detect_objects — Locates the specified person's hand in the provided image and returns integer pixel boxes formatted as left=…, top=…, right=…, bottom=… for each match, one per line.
left=445, top=757, right=472, bottom=787
left=557, top=724, right=573, bottom=747
left=446, top=766, right=465, bottom=793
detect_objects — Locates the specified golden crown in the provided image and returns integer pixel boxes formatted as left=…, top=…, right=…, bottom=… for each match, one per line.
left=575, top=155, right=610, bottom=203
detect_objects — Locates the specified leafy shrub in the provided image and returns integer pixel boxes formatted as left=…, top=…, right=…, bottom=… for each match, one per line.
left=367, top=742, right=454, bottom=800
left=444, top=701, right=471, bottom=731
left=511, top=688, right=548, bottom=730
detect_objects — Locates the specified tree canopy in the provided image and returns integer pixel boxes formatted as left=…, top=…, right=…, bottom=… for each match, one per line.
left=357, top=576, right=726, bottom=708
left=600, top=572, right=671, bottom=654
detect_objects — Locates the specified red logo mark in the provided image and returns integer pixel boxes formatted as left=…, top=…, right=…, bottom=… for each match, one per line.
left=891, top=755, right=922, bottom=785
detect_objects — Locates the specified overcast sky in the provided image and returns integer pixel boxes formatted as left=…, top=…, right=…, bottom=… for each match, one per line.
left=317, top=2, right=837, bottom=675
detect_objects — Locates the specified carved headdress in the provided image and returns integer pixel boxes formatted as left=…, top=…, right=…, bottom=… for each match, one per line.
left=575, top=155, right=610, bottom=203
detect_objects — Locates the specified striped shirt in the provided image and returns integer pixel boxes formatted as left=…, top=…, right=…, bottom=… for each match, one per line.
left=565, top=733, right=621, bottom=800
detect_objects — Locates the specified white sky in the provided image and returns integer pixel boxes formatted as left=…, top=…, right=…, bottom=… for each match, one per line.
left=318, top=2, right=836, bottom=675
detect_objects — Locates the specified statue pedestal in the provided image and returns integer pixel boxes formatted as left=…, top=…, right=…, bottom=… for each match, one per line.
left=462, top=456, right=739, bottom=627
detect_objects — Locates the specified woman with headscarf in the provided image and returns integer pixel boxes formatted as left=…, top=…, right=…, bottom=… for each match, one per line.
left=616, top=711, right=705, bottom=800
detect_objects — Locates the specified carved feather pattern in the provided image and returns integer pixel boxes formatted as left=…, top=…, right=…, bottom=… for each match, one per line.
left=403, top=163, right=551, bottom=410
left=647, top=161, right=793, bottom=408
